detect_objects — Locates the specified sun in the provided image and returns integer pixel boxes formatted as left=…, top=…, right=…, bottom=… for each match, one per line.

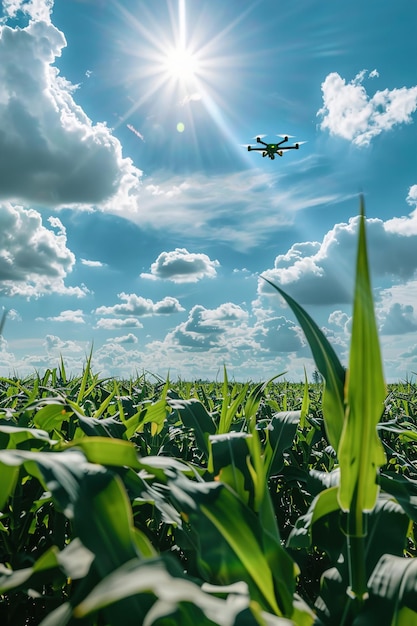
left=163, top=45, right=199, bottom=83
left=114, top=0, right=255, bottom=163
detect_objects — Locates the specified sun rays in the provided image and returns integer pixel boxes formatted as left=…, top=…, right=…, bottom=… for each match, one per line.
left=112, top=0, right=259, bottom=168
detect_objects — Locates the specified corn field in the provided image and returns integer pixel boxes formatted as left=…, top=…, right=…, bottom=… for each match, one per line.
left=0, top=203, right=416, bottom=625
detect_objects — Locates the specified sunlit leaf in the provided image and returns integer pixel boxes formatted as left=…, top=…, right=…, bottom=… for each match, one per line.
left=74, top=557, right=256, bottom=625
left=66, top=436, right=141, bottom=470
left=339, top=203, right=386, bottom=513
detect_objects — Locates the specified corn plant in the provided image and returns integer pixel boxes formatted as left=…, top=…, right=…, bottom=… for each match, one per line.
left=266, top=199, right=417, bottom=625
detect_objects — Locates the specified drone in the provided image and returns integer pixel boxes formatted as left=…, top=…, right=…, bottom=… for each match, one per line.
left=246, top=135, right=306, bottom=160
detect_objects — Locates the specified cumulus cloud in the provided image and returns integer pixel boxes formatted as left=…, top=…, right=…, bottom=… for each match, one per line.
left=328, top=310, right=350, bottom=333
left=0, top=203, right=87, bottom=297
left=260, top=208, right=417, bottom=305
left=2, top=0, right=53, bottom=22
left=141, top=248, right=220, bottom=283
left=106, top=333, right=138, bottom=345
left=0, top=14, right=141, bottom=206
left=36, top=309, right=85, bottom=323
left=253, top=316, right=305, bottom=353
left=170, top=303, right=249, bottom=350
left=44, top=334, right=83, bottom=353
left=384, top=185, right=417, bottom=235
left=318, top=70, right=417, bottom=146
left=95, top=293, right=184, bottom=317
left=95, top=317, right=143, bottom=330
left=379, top=303, right=417, bottom=335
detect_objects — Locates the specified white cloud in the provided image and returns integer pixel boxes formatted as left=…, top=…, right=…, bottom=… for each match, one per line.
left=0, top=203, right=87, bottom=297
left=259, top=206, right=417, bottom=305
left=379, top=303, right=417, bottom=335
left=0, top=15, right=142, bottom=206
left=44, top=334, right=83, bottom=353
left=328, top=310, right=350, bottom=332
left=318, top=70, right=417, bottom=146
left=37, top=309, right=85, bottom=324
left=94, top=293, right=184, bottom=316
left=106, top=333, right=138, bottom=345
left=141, top=248, right=220, bottom=283
left=81, top=259, right=105, bottom=268
left=125, top=169, right=341, bottom=251
left=95, top=317, right=143, bottom=330
left=2, top=0, right=53, bottom=22
left=253, top=316, right=305, bottom=353
left=379, top=280, right=417, bottom=311
left=169, top=303, right=249, bottom=350
left=384, top=185, right=417, bottom=235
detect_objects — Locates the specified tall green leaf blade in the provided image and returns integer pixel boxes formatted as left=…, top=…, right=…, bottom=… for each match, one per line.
left=300, top=367, right=309, bottom=430
left=0, top=308, right=7, bottom=336
left=338, top=205, right=386, bottom=512
left=261, top=276, right=345, bottom=452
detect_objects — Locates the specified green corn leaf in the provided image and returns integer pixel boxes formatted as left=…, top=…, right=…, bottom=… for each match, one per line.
left=58, top=354, right=67, bottom=384
left=76, top=348, right=93, bottom=405
left=287, top=486, right=340, bottom=550
left=218, top=367, right=249, bottom=434
left=300, top=367, right=309, bottom=430
left=0, top=539, right=94, bottom=594
left=243, top=372, right=285, bottom=425
left=92, top=384, right=118, bottom=419
left=0, top=462, right=19, bottom=509
left=167, top=397, right=216, bottom=460
left=261, top=276, right=345, bottom=452
left=379, top=472, right=417, bottom=522
left=66, top=436, right=141, bottom=470
left=73, top=555, right=294, bottom=625
left=265, top=411, right=300, bottom=477
left=338, top=203, right=386, bottom=513
left=33, top=402, right=71, bottom=432
left=169, top=475, right=295, bottom=617
left=0, top=424, right=55, bottom=449
left=209, top=431, right=253, bottom=502
left=363, top=554, right=417, bottom=625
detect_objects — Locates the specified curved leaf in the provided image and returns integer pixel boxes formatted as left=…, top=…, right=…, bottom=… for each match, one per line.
left=261, top=277, right=345, bottom=452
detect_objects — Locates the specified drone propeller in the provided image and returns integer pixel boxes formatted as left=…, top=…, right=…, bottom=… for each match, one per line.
left=277, top=134, right=295, bottom=139
left=295, top=141, right=308, bottom=145
left=252, top=134, right=266, bottom=139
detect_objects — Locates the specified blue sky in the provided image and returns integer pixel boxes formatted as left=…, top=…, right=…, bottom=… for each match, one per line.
left=0, top=0, right=416, bottom=382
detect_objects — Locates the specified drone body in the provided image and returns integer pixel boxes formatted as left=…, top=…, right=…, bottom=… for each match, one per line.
left=247, top=135, right=305, bottom=160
